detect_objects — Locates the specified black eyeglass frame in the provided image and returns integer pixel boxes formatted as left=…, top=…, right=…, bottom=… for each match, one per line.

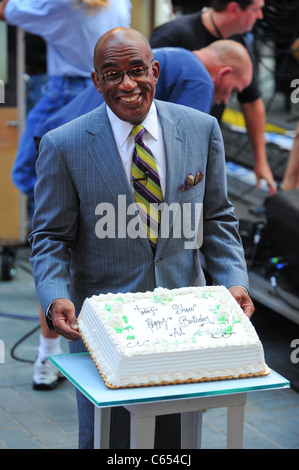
left=95, top=60, right=154, bottom=85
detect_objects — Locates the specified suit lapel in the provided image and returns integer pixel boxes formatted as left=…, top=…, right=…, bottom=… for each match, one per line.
left=85, top=106, right=133, bottom=205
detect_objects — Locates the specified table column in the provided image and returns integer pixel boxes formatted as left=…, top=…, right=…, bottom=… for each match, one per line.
left=181, top=411, right=203, bottom=448
left=94, top=407, right=111, bottom=449
left=227, top=394, right=247, bottom=449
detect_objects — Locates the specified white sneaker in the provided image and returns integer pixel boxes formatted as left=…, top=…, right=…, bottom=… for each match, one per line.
left=33, top=356, right=65, bottom=390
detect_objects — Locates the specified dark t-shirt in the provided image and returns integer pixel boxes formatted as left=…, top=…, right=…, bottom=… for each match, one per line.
left=149, top=11, right=261, bottom=105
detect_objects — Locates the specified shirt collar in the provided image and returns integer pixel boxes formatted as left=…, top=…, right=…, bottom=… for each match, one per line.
left=107, top=101, right=159, bottom=147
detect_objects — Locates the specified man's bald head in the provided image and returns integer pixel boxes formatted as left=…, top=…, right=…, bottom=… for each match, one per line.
left=93, top=27, right=154, bottom=70
left=207, top=39, right=252, bottom=80
left=194, top=39, right=253, bottom=104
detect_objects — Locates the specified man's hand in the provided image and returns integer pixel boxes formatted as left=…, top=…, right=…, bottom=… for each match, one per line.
left=254, top=159, right=277, bottom=195
left=229, top=286, right=255, bottom=319
left=50, top=298, right=81, bottom=341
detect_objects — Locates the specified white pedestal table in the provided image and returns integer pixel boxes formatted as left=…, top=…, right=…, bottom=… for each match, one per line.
left=50, top=353, right=289, bottom=449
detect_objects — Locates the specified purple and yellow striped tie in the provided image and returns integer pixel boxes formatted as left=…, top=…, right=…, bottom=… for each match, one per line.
left=132, top=125, right=163, bottom=250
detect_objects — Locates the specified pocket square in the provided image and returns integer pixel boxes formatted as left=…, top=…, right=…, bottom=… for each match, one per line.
left=181, top=170, right=203, bottom=191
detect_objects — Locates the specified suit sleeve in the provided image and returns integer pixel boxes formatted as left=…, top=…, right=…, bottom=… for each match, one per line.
left=28, top=132, right=79, bottom=313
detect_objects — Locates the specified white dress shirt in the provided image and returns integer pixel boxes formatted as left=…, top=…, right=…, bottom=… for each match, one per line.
left=107, top=102, right=167, bottom=197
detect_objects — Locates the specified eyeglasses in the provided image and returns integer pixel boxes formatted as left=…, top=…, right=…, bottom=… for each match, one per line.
left=132, top=170, right=149, bottom=191
left=96, top=61, right=153, bottom=85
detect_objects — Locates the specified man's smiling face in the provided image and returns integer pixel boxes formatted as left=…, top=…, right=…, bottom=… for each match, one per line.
left=92, top=28, right=160, bottom=125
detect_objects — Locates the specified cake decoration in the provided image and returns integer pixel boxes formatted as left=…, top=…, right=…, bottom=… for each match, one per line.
left=153, top=287, right=174, bottom=304
left=78, top=285, right=269, bottom=388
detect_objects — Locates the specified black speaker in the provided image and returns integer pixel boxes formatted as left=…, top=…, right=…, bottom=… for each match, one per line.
left=265, top=189, right=299, bottom=289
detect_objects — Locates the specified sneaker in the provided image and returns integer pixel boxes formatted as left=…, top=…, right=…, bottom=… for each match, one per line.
left=33, top=356, right=65, bottom=390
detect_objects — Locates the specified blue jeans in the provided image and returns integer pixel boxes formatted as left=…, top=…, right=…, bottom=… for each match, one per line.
left=12, top=76, right=92, bottom=212
left=25, top=73, right=48, bottom=112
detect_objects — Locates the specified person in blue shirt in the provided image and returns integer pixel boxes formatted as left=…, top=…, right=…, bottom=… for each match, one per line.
left=37, top=39, right=252, bottom=151
left=0, top=0, right=132, bottom=392
left=0, top=0, right=132, bottom=204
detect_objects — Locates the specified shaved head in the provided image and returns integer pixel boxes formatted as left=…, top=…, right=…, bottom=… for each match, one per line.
left=195, top=39, right=253, bottom=104
left=93, top=27, right=153, bottom=70
left=206, top=39, right=252, bottom=79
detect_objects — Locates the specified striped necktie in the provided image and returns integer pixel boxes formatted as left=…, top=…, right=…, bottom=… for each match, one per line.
left=131, top=125, right=163, bottom=250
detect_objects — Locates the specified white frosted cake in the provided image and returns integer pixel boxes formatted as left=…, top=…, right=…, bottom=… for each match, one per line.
left=78, top=286, right=269, bottom=389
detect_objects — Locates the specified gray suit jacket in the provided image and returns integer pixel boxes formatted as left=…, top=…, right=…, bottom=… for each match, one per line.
left=29, top=99, right=248, bottom=315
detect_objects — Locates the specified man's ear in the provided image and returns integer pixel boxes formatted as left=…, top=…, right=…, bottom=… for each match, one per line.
left=152, top=60, right=160, bottom=84
left=91, top=70, right=103, bottom=94
left=217, top=66, right=233, bottom=79
left=227, top=2, right=241, bottom=16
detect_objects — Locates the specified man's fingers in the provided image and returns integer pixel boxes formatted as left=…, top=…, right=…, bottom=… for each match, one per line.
left=51, top=298, right=81, bottom=341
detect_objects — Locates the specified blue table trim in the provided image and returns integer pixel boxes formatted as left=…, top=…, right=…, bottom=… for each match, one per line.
left=50, top=352, right=290, bottom=408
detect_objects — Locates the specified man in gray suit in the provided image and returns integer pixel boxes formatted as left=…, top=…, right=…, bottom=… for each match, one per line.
left=29, top=27, right=254, bottom=448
